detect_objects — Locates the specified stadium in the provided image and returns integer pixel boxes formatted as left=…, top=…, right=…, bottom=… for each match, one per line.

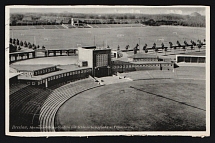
left=8, top=21, right=206, bottom=132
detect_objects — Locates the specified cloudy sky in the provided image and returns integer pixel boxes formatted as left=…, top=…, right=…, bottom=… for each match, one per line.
left=9, top=6, right=206, bottom=15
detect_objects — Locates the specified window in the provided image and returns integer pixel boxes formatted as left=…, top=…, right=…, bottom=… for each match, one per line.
left=64, top=73, right=66, bottom=76
left=51, top=77, right=53, bottom=80
left=48, top=78, right=50, bottom=81
left=53, top=76, right=55, bottom=80
left=56, top=75, right=58, bottom=79
left=45, top=69, right=47, bottom=72
left=38, top=82, right=40, bottom=85
left=62, top=74, right=64, bottom=77
left=27, top=82, right=30, bottom=85
left=70, top=72, right=72, bottom=75
left=48, top=69, right=50, bottom=72
left=43, top=70, right=45, bottom=73
left=43, top=80, right=45, bottom=83
left=59, top=75, right=61, bottom=78
left=32, top=82, right=35, bottom=85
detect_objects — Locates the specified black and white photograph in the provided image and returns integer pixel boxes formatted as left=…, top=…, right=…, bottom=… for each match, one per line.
left=5, top=5, right=210, bottom=136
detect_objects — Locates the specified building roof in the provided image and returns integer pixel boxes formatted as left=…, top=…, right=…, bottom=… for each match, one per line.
left=179, top=51, right=206, bottom=56
left=129, top=61, right=172, bottom=64
left=81, top=46, right=96, bottom=49
left=128, top=53, right=158, bottom=59
left=57, top=64, right=91, bottom=70
left=113, top=60, right=172, bottom=65
left=18, top=66, right=91, bottom=80
left=9, top=72, right=22, bottom=79
left=10, top=64, right=55, bottom=72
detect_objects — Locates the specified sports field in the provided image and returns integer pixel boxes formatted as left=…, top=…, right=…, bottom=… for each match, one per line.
left=55, top=66, right=206, bottom=131
left=10, top=26, right=205, bottom=50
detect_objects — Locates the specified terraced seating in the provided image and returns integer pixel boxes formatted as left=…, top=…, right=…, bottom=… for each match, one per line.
left=10, top=83, right=29, bottom=95
left=10, top=26, right=36, bottom=30
left=39, top=78, right=102, bottom=132
left=10, top=86, right=41, bottom=112
left=9, top=86, right=52, bottom=131
left=55, top=25, right=66, bottom=29
left=43, top=25, right=59, bottom=29
left=34, top=25, right=45, bottom=29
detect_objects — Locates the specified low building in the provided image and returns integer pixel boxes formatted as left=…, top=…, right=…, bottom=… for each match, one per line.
left=176, top=51, right=206, bottom=63
left=10, top=64, right=57, bottom=76
left=128, top=53, right=159, bottom=62
left=16, top=64, right=92, bottom=87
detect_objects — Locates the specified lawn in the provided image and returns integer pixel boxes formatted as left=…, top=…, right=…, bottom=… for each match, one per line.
left=10, top=26, right=205, bottom=50
left=55, top=66, right=206, bottom=131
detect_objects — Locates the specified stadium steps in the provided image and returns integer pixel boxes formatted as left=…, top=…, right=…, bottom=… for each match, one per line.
left=10, top=83, right=29, bottom=95
left=39, top=78, right=102, bottom=132
left=43, top=25, right=59, bottom=29
left=9, top=86, right=52, bottom=131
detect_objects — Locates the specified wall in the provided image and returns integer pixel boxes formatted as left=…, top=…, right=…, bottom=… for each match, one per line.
left=78, top=47, right=93, bottom=68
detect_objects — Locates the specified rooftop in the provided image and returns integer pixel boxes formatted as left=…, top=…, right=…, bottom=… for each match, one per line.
left=18, top=65, right=91, bottom=80
left=9, top=72, right=22, bottom=79
left=10, top=64, right=55, bottom=71
left=178, top=50, right=206, bottom=56
left=128, top=53, right=158, bottom=59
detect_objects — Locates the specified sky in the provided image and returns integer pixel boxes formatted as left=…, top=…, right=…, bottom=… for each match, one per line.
left=9, top=6, right=206, bottom=15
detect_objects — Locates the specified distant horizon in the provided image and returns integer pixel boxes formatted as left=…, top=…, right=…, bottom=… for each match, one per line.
left=8, top=6, right=206, bottom=16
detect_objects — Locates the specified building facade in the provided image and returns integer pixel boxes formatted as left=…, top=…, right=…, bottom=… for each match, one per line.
left=78, top=46, right=112, bottom=77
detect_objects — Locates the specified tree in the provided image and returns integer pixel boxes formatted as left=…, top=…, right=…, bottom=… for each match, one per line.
left=33, top=45, right=37, bottom=50
left=42, top=45, right=46, bottom=49
left=20, top=41, right=23, bottom=46
left=28, top=43, right=32, bottom=48
left=125, top=45, right=129, bottom=51
left=161, top=42, right=164, bottom=49
left=18, top=46, right=21, bottom=50
left=169, top=42, right=173, bottom=51
left=37, top=45, right=40, bottom=49
left=9, top=38, right=12, bottom=43
left=197, top=44, right=202, bottom=52
left=176, top=40, right=181, bottom=47
left=16, top=39, right=19, bottom=45
left=143, top=44, right=147, bottom=51
left=24, top=41, right=27, bottom=47
left=153, top=43, right=156, bottom=49
left=12, top=39, right=16, bottom=44
left=117, top=45, right=120, bottom=51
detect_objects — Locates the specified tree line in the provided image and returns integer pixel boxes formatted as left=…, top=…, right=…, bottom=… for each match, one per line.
left=10, top=13, right=205, bottom=27
left=9, top=38, right=46, bottom=53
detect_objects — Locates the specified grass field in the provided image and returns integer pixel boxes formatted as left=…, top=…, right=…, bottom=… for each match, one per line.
left=10, top=26, right=205, bottom=50
left=55, top=66, right=206, bottom=131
